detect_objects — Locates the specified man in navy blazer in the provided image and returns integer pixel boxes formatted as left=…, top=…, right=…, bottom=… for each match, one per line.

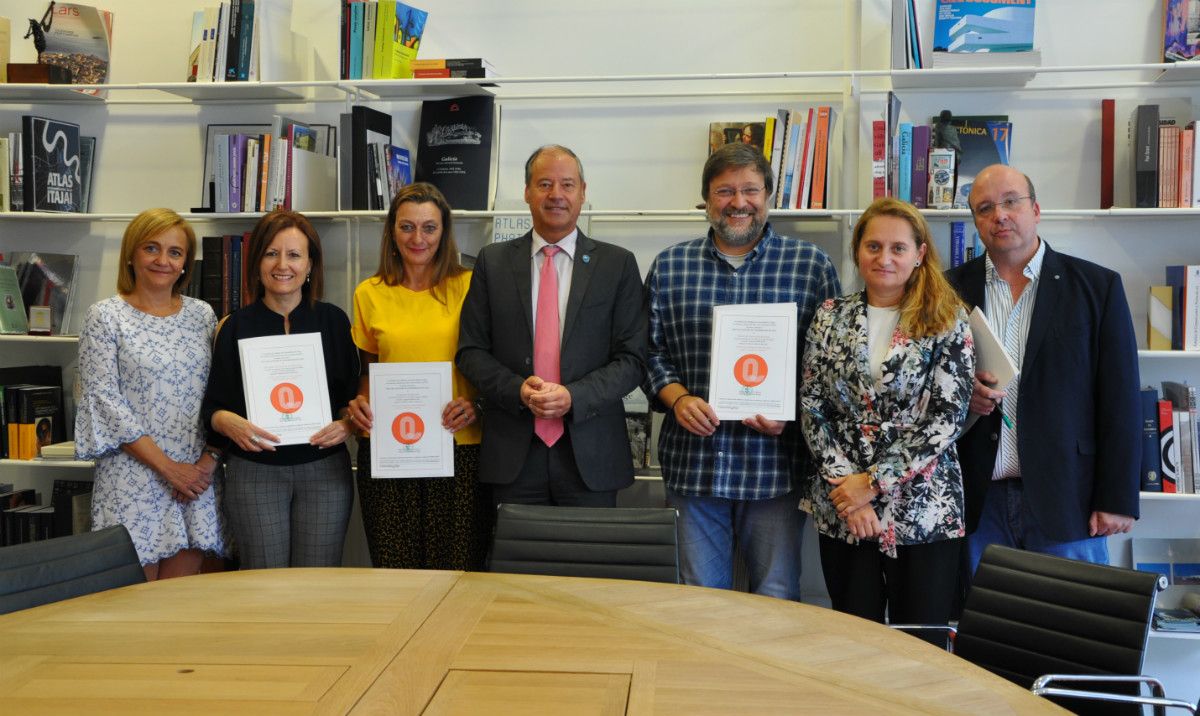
left=945, top=164, right=1139, bottom=572
left=456, top=145, right=647, bottom=506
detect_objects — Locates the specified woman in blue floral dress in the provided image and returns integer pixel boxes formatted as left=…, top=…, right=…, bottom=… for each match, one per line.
left=800, top=197, right=974, bottom=627
left=75, top=208, right=228, bottom=580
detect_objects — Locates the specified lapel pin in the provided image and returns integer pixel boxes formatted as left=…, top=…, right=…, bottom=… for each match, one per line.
left=582, top=254, right=591, bottom=263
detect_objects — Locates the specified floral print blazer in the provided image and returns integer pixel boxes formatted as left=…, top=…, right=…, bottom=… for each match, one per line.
left=800, top=292, right=975, bottom=557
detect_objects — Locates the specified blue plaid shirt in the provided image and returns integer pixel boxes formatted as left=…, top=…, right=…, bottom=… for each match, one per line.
left=645, top=224, right=841, bottom=499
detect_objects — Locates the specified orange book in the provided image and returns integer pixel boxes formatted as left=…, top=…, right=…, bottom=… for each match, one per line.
left=809, top=106, right=833, bottom=210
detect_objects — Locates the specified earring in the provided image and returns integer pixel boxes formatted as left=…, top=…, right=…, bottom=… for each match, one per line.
left=180, top=268, right=186, bottom=275
left=306, top=273, right=311, bottom=282
left=914, top=261, right=921, bottom=267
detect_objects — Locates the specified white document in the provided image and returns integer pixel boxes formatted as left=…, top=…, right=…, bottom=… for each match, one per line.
left=238, top=332, right=333, bottom=446
left=962, top=306, right=1020, bottom=432
left=369, top=362, right=454, bottom=479
left=707, top=302, right=798, bottom=421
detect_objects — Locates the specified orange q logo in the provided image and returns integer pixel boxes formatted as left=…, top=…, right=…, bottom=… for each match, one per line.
left=391, top=412, right=425, bottom=445
left=270, top=383, right=304, bottom=414
left=733, top=354, right=768, bottom=387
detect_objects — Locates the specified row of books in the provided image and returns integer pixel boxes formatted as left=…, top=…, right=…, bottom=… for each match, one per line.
left=198, top=234, right=264, bottom=318
left=1103, top=100, right=1200, bottom=209
left=707, top=106, right=838, bottom=211
left=201, top=116, right=337, bottom=213
left=873, top=96, right=1013, bottom=210
left=1142, top=382, right=1200, bottom=494
left=185, top=2, right=260, bottom=83
left=0, top=481, right=93, bottom=548
left=2, top=117, right=97, bottom=214
left=891, top=0, right=1040, bottom=70
left=338, top=0, right=428, bottom=80
left=0, top=366, right=66, bottom=460
left=1148, top=265, right=1200, bottom=351
left=946, top=221, right=984, bottom=269
left=0, top=253, right=79, bottom=337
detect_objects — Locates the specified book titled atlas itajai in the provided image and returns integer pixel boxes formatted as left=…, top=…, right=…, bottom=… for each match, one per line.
left=20, top=116, right=82, bottom=213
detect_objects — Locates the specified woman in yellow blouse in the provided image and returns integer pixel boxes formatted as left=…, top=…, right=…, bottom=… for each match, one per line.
left=345, top=182, right=491, bottom=569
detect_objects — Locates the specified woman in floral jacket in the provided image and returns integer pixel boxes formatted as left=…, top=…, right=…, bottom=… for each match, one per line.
left=800, top=197, right=974, bottom=627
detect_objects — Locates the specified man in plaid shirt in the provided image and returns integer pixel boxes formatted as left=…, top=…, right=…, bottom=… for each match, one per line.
left=644, top=142, right=840, bottom=599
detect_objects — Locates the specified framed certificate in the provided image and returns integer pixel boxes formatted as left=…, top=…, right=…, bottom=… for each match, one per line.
left=237, top=332, right=333, bottom=446
left=369, top=362, right=454, bottom=479
left=707, top=302, right=798, bottom=421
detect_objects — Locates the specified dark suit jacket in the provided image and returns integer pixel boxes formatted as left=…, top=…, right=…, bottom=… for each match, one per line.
left=455, top=231, right=647, bottom=490
left=945, top=242, right=1140, bottom=541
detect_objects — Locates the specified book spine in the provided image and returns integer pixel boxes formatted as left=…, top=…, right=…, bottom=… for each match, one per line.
left=228, top=134, right=245, bottom=213
left=1180, top=127, right=1193, bottom=208
left=897, top=123, right=913, bottom=202
left=350, top=3, right=364, bottom=80
left=1149, top=285, right=1174, bottom=350
left=1140, top=388, right=1163, bottom=492
left=809, top=106, right=833, bottom=210
left=236, top=0, right=255, bottom=82
left=1185, top=265, right=1200, bottom=351
left=1175, top=409, right=1194, bottom=493
left=258, top=134, right=272, bottom=211
left=224, top=0, right=242, bottom=81
left=1166, top=265, right=1186, bottom=350
left=1100, top=98, right=1115, bottom=209
left=910, top=124, right=930, bottom=209
left=871, top=119, right=887, bottom=199
left=1159, top=399, right=1179, bottom=493
left=1192, top=122, right=1200, bottom=208
left=1134, top=104, right=1160, bottom=208
left=230, top=235, right=242, bottom=311
left=796, top=107, right=816, bottom=209
left=950, top=221, right=965, bottom=268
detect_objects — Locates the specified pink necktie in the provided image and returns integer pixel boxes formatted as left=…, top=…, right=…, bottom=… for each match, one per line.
left=534, top=245, right=564, bottom=446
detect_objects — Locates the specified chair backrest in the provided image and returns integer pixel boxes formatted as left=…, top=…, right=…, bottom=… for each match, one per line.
left=956, top=544, right=1166, bottom=716
left=489, top=504, right=680, bottom=584
left=0, top=525, right=145, bottom=615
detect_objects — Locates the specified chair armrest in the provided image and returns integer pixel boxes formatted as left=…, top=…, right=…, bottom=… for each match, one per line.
left=887, top=624, right=956, bottom=652
left=1032, top=674, right=1197, bottom=715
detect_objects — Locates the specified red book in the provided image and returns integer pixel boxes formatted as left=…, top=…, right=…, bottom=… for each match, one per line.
left=1159, top=399, right=1179, bottom=493
left=413, top=68, right=452, bottom=78
left=1100, top=99, right=1114, bottom=209
left=871, top=119, right=887, bottom=200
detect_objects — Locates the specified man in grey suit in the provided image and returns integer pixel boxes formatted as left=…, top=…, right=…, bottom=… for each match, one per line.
left=456, top=145, right=647, bottom=506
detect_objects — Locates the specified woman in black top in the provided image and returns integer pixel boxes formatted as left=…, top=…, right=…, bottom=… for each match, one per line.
left=202, top=210, right=359, bottom=569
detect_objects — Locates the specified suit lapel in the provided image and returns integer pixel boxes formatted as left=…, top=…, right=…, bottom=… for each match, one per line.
left=509, top=234, right=535, bottom=341
left=1020, top=243, right=1061, bottom=372
left=562, top=232, right=595, bottom=346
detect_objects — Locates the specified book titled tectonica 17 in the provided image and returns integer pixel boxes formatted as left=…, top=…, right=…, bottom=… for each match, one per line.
left=20, top=116, right=81, bottom=213
left=933, top=0, right=1036, bottom=53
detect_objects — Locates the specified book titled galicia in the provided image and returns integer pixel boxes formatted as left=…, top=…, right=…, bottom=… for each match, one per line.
left=415, top=95, right=496, bottom=210
left=20, top=116, right=82, bottom=213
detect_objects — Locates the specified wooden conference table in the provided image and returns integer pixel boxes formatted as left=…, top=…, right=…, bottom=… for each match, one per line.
left=0, top=569, right=1062, bottom=714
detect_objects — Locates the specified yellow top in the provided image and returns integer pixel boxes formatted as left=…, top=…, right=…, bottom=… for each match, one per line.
left=351, top=270, right=480, bottom=445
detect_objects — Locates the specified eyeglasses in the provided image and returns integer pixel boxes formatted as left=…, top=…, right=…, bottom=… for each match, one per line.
left=710, top=186, right=766, bottom=201
left=971, top=195, right=1032, bottom=218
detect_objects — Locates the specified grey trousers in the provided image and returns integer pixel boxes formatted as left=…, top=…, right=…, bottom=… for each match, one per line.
left=223, top=450, right=353, bottom=569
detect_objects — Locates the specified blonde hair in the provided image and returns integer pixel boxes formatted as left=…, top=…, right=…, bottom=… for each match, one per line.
left=116, top=208, right=196, bottom=296
left=851, top=197, right=962, bottom=338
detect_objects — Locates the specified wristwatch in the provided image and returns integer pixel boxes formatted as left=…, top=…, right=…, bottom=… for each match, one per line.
left=204, top=448, right=223, bottom=463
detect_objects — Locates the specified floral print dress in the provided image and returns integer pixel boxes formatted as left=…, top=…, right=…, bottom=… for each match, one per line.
left=75, top=296, right=227, bottom=565
left=800, top=292, right=974, bottom=557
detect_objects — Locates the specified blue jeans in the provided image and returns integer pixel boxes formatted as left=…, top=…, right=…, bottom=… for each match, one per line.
left=666, top=486, right=804, bottom=600
left=968, top=479, right=1108, bottom=574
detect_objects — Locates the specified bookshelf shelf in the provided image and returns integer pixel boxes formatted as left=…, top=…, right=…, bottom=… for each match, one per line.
left=1139, top=350, right=1200, bottom=360
left=0, top=335, right=79, bottom=345
left=1141, top=492, right=1200, bottom=502
left=0, top=459, right=93, bottom=470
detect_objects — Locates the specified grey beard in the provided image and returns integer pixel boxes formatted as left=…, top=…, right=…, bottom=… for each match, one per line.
left=710, top=213, right=764, bottom=248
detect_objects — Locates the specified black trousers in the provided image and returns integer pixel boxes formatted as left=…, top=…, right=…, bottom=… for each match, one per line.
left=491, top=431, right=617, bottom=507
left=819, top=533, right=963, bottom=635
